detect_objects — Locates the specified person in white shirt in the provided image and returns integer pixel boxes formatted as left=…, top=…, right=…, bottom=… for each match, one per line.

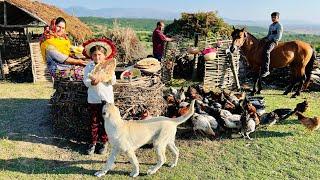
left=82, top=38, right=117, bottom=155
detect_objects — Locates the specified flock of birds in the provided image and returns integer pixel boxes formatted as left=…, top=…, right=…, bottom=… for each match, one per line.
left=164, top=85, right=320, bottom=140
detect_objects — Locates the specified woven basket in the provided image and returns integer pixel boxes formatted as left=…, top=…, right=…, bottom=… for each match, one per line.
left=50, top=75, right=166, bottom=142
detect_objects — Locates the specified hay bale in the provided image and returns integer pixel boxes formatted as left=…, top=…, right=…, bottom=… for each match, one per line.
left=50, top=76, right=166, bottom=142
left=105, top=25, right=147, bottom=65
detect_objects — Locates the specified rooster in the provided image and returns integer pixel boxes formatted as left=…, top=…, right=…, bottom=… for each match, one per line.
left=295, top=112, right=320, bottom=131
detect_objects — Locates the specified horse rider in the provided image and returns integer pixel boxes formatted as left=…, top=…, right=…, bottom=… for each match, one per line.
left=261, top=12, right=283, bottom=77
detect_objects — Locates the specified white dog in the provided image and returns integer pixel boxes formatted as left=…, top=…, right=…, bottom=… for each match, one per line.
left=94, top=100, right=195, bottom=177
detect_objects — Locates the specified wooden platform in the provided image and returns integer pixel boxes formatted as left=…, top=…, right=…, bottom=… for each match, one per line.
left=29, top=42, right=52, bottom=83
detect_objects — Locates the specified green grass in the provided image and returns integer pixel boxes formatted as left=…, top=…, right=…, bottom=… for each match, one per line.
left=1, top=82, right=320, bottom=179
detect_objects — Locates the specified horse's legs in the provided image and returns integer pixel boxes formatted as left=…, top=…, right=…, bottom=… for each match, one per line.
left=257, top=77, right=262, bottom=94
left=283, top=66, right=298, bottom=95
left=283, top=81, right=296, bottom=95
left=291, top=68, right=307, bottom=98
left=251, top=75, right=259, bottom=96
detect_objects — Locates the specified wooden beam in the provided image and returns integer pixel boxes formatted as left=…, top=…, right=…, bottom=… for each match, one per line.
left=3, top=1, right=7, bottom=25
left=0, top=24, right=46, bottom=28
left=0, top=50, right=4, bottom=79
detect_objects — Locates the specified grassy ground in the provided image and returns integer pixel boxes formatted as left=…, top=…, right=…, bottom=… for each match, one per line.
left=1, top=82, right=320, bottom=179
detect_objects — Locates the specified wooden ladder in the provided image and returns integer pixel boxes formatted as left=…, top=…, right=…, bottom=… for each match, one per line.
left=29, top=42, right=52, bottom=83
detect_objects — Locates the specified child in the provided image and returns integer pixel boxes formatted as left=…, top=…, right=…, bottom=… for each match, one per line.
left=82, top=38, right=117, bottom=155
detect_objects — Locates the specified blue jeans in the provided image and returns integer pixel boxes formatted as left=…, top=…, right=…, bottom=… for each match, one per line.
left=262, top=41, right=277, bottom=72
left=153, top=53, right=163, bottom=61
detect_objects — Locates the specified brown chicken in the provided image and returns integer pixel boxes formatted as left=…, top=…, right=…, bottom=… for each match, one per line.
left=245, top=102, right=260, bottom=125
left=178, top=106, right=190, bottom=116
left=295, top=112, right=320, bottom=131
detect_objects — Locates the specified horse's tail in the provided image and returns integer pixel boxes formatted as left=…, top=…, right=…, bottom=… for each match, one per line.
left=303, top=49, right=316, bottom=90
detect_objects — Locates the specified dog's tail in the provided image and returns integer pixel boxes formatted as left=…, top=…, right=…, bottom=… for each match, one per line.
left=174, top=100, right=195, bottom=125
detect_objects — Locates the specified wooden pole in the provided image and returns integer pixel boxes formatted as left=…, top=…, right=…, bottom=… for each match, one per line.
left=228, top=52, right=241, bottom=90
left=3, top=2, right=7, bottom=26
left=0, top=50, right=3, bottom=79
left=192, top=33, right=200, bottom=80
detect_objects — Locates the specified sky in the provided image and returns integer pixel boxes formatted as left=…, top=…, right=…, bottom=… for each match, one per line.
left=42, top=0, right=320, bottom=24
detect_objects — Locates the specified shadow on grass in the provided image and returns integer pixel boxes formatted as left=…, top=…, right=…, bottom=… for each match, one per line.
left=0, top=157, right=132, bottom=175
left=0, top=98, right=89, bottom=154
left=278, top=119, right=300, bottom=125
left=253, top=130, right=294, bottom=139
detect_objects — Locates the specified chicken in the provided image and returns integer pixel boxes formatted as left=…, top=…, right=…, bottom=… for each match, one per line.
left=179, top=101, right=189, bottom=108
left=220, top=109, right=241, bottom=129
left=245, top=102, right=260, bottom=125
left=176, top=87, right=186, bottom=102
left=166, top=94, right=176, bottom=105
left=234, top=92, right=246, bottom=101
left=240, top=110, right=256, bottom=140
left=178, top=106, right=189, bottom=116
left=248, top=96, right=265, bottom=109
left=294, top=100, right=308, bottom=113
left=260, top=112, right=279, bottom=126
left=276, top=100, right=309, bottom=120
left=295, top=112, right=320, bottom=131
left=191, top=113, right=217, bottom=137
left=272, top=108, right=293, bottom=121
left=141, top=110, right=152, bottom=120
left=169, top=87, right=178, bottom=96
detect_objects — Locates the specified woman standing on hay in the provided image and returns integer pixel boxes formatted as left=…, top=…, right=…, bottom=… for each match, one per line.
left=82, top=38, right=117, bottom=155
left=40, top=17, right=87, bottom=80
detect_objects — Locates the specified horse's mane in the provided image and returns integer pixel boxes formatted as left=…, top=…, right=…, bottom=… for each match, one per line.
left=246, top=32, right=259, bottom=41
left=246, top=32, right=264, bottom=46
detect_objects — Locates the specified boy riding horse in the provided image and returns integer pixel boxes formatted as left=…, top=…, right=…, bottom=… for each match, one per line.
left=261, top=12, right=283, bottom=77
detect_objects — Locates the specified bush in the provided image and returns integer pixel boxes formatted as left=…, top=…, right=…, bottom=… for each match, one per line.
left=164, top=11, right=231, bottom=38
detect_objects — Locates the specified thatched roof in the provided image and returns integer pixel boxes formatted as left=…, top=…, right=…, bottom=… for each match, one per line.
left=1, top=0, right=93, bottom=40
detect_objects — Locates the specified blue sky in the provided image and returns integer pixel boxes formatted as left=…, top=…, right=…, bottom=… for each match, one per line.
left=42, top=0, right=320, bottom=23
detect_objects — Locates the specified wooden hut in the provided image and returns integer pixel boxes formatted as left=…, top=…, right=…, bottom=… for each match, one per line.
left=0, top=0, right=92, bottom=82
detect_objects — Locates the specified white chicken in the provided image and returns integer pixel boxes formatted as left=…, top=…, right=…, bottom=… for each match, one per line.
left=220, top=109, right=241, bottom=129
left=191, top=113, right=217, bottom=136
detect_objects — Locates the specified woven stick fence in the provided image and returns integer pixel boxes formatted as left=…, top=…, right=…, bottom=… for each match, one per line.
left=202, top=39, right=241, bottom=91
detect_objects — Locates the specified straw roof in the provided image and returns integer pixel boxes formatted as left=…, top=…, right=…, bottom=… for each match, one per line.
left=2, top=0, right=93, bottom=40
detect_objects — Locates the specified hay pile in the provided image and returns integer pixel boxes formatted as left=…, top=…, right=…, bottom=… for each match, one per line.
left=105, top=25, right=147, bottom=65
left=50, top=76, right=166, bottom=142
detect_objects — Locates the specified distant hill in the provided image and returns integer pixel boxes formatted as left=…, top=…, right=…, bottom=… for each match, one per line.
left=79, top=17, right=172, bottom=31
left=68, top=6, right=320, bottom=35
left=65, top=7, right=180, bottom=20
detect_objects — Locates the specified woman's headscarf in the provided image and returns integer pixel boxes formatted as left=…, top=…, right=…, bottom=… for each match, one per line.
left=40, top=18, right=71, bottom=62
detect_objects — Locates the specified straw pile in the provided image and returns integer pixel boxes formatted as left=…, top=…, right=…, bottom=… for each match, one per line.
left=105, top=25, right=147, bottom=65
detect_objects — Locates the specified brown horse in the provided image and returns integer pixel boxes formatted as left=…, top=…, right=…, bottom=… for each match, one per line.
left=230, top=27, right=316, bottom=98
